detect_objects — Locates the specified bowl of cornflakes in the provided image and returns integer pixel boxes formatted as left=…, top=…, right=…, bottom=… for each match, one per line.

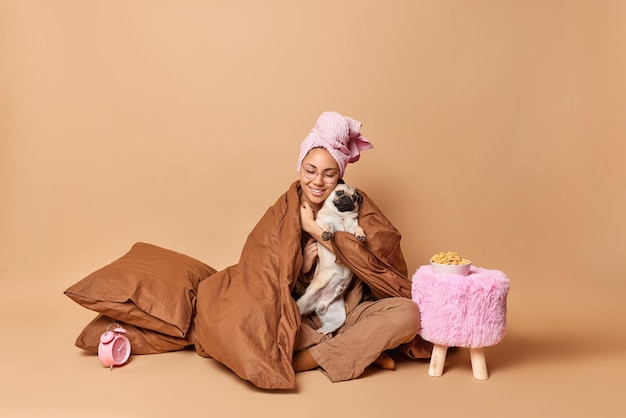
left=430, top=251, right=472, bottom=276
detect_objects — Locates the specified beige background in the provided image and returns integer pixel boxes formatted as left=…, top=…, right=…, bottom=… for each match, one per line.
left=1, top=1, right=624, bottom=417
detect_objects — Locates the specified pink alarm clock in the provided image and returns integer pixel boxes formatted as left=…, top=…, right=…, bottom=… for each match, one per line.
left=98, top=323, right=131, bottom=370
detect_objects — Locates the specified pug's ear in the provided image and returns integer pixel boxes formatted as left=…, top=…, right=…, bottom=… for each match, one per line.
left=355, top=191, right=363, bottom=205
left=337, top=178, right=345, bottom=185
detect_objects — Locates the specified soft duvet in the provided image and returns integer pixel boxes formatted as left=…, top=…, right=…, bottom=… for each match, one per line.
left=65, top=181, right=429, bottom=389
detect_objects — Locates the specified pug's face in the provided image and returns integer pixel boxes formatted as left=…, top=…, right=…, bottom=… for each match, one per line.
left=330, top=183, right=363, bottom=213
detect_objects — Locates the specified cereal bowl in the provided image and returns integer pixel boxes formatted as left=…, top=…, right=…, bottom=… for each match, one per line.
left=430, top=261, right=472, bottom=276
left=429, top=251, right=472, bottom=276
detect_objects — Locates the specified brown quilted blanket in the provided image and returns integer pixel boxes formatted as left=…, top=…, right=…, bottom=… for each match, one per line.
left=192, top=181, right=415, bottom=389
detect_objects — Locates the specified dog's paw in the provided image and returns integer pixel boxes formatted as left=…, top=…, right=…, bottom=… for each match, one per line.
left=321, top=230, right=334, bottom=241
left=354, top=226, right=366, bottom=242
left=315, top=303, right=328, bottom=315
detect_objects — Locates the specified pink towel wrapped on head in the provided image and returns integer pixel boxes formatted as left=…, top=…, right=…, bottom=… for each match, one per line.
left=297, top=111, right=373, bottom=178
left=412, top=265, right=510, bottom=348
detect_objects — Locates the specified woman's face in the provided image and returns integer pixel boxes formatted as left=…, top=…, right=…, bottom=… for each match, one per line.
left=299, top=148, right=340, bottom=209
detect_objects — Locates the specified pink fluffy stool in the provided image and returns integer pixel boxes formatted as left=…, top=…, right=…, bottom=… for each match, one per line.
left=411, top=265, right=510, bottom=380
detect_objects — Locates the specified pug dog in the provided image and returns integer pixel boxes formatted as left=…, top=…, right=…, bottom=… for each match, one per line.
left=296, top=180, right=365, bottom=334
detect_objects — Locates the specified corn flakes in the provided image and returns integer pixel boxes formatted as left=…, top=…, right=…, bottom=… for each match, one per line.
left=430, top=251, right=471, bottom=265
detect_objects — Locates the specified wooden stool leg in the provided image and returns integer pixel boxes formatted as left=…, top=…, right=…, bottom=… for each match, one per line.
left=469, top=347, right=488, bottom=380
left=428, top=344, right=448, bottom=377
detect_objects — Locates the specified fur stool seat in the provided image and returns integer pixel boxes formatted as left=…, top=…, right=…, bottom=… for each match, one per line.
left=411, top=265, right=510, bottom=380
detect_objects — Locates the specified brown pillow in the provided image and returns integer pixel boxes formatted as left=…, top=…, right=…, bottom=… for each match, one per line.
left=64, top=242, right=217, bottom=338
left=75, top=314, right=193, bottom=354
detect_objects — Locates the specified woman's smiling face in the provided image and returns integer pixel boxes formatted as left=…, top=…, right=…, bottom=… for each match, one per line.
left=299, top=147, right=340, bottom=210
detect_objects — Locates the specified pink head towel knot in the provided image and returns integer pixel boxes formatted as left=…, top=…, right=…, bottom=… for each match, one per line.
left=297, top=111, right=373, bottom=177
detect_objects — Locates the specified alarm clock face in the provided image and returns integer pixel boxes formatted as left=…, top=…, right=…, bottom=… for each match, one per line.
left=111, top=337, right=130, bottom=364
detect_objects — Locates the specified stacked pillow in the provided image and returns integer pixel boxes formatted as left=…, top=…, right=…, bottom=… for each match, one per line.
left=64, top=242, right=216, bottom=354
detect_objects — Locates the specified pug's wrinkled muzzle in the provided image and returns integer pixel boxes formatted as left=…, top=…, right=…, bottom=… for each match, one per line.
left=334, top=195, right=356, bottom=212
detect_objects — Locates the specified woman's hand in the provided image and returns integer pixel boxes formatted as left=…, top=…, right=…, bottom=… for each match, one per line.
left=299, top=201, right=317, bottom=235
left=300, top=201, right=334, bottom=253
left=302, top=237, right=318, bottom=274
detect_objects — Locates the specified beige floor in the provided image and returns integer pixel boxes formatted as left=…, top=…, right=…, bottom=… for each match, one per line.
left=2, top=265, right=623, bottom=418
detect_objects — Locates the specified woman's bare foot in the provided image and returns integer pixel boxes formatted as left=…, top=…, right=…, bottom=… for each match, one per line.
left=292, top=349, right=319, bottom=372
left=373, top=352, right=396, bottom=370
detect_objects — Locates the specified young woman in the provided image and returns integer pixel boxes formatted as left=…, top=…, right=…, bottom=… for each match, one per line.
left=291, top=112, right=431, bottom=381
left=193, top=112, right=431, bottom=389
